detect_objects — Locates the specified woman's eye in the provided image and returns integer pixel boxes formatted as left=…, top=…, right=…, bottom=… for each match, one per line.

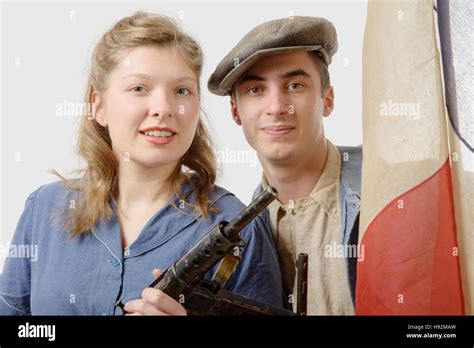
left=130, top=86, right=146, bottom=93
left=288, top=82, right=303, bottom=90
left=177, top=87, right=190, bottom=95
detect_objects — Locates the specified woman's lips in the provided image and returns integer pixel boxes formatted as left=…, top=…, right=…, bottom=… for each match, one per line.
left=139, top=132, right=176, bottom=145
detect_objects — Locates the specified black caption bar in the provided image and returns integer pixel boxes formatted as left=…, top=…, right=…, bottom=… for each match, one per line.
left=0, top=316, right=473, bottom=345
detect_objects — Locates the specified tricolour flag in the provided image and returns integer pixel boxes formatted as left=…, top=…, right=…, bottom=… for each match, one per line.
left=356, top=0, right=472, bottom=315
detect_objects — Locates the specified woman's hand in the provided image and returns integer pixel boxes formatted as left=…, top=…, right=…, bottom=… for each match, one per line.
left=123, top=268, right=187, bottom=316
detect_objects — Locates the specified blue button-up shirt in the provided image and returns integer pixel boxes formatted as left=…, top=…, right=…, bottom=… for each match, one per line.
left=0, top=180, right=284, bottom=315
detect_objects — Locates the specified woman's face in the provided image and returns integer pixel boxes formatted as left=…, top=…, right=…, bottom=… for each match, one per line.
left=93, top=45, right=200, bottom=169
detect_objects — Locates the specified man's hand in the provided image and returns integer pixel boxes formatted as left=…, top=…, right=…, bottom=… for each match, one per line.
left=123, top=268, right=187, bottom=316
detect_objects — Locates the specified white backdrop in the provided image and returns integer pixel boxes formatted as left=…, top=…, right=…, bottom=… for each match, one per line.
left=0, top=0, right=366, bottom=270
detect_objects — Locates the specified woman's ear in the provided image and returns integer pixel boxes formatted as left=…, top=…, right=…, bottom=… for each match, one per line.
left=230, top=99, right=242, bottom=125
left=91, top=91, right=107, bottom=127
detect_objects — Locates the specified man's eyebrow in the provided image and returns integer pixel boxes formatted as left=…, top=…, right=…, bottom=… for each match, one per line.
left=238, top=74, right=266, bottom=84
left=281, top=69, right=311, bottom=79
left=238, top=69, right=311, bottom=85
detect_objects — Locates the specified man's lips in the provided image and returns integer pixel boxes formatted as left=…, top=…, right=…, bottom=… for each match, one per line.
left=261, top=125, right=295, bottom=136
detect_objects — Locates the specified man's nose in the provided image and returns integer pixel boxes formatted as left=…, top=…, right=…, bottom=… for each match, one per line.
left=265, top=88, right=288, bottom=117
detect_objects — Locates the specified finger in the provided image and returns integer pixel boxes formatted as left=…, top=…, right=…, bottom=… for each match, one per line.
left=152, top=268, right=162, bottom=279
left=141, top=287, right=187, bottom=315
left=124, top=299, right=169, bottom=316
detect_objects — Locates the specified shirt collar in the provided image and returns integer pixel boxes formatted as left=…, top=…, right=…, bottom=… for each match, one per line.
left=261, top=140, right=341, bottom=215
left=93, top=181, right=201, bottom=258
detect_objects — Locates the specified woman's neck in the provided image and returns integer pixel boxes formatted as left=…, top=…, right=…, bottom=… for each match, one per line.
left=116, top=159, right=178, bottom=214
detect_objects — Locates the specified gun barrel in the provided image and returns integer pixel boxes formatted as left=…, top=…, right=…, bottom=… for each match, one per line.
left=222, top=186, right=278, bottom=240
left=296, top=253, right=308, bottom=315
left=145, top=186, right=278, bottom=303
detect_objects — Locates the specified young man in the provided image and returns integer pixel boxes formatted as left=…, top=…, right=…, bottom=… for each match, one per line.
left=208, top=16, right=362, bottom=315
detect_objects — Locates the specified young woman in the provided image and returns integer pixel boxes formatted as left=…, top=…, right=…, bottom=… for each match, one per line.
left=0, top=12, right=283, bottom=315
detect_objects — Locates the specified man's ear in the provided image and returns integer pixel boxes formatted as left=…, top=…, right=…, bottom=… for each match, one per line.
left=230, top=99, right=242, bottom=126
left=323, top=86, right=335, bottom=117
left=91, top=91, right=107, bottom=127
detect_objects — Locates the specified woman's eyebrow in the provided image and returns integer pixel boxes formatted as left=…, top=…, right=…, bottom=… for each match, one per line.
left=120, top=73, right=154, bottom=81
left=120, top=73, right=196, bottom=83
left=175, top=76, right=197, bottom=83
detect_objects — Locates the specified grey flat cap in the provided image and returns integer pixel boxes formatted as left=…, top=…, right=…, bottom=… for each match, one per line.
left=208, top=16, right=338, bottom=96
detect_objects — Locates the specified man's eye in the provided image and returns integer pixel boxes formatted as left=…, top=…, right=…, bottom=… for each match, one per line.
left=177, top=87, right=190, bottom=95
left=130, top=86, right=146, bottom=93
left=288, top=82, right=304, bottom=90
left=248, top=86, right=261, bottom=94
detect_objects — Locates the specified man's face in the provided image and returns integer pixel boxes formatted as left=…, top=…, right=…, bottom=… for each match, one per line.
left=231, top=51, right=334, bottom=165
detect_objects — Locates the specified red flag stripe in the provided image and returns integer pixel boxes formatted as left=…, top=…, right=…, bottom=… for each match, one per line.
left=356, top=160, right=464, bottom=315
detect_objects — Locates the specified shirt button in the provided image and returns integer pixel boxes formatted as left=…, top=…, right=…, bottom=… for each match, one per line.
left=110, top=259, right=120, bottom=267
left=286, top=200, right=295, bottom=213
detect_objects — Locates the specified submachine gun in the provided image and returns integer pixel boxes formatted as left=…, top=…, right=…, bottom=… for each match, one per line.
left=116, top=186, right=308, bottom=315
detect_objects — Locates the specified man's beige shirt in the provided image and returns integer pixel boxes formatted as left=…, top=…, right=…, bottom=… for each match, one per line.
left=262, top=140, right=354, bottom=315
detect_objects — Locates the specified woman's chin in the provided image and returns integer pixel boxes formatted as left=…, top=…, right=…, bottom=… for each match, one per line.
left=134, top=158, right=180, bottom=170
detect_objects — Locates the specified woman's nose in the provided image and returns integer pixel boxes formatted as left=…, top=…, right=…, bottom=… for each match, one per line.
left=149, top=92, right=173, bottom=119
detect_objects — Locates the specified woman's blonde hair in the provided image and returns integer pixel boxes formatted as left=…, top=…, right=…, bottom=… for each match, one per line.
left=51, top=11, right=216, bottom=237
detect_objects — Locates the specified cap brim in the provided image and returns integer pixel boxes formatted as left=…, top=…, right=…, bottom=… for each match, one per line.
left=214, top=44, right=325, bottom=96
